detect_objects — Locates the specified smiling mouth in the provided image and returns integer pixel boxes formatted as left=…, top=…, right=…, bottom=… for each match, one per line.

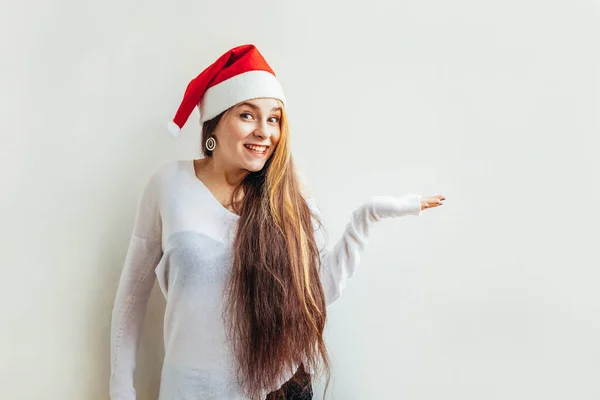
left=244, top=144, right=268, bottom=156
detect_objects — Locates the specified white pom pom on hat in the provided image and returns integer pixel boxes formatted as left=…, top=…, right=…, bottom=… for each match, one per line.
left=167, top=44, right=286, bottom=138
left=167, top=121, right=182, bottom=138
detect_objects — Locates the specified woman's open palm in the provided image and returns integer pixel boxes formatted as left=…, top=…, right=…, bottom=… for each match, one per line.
left=421, top=194, right=446, bottom=211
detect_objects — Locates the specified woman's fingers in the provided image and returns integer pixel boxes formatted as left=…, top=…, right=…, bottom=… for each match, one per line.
left=421, top=194, right=446, bottom=210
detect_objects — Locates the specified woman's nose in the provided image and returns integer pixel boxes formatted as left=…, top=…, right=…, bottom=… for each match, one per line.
left=254, top=122, right=272, bottom=138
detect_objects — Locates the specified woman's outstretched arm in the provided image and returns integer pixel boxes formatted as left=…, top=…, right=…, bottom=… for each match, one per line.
left=110, top=170, right=163, bottom=400
left=306, top=194, right=423, bottom=306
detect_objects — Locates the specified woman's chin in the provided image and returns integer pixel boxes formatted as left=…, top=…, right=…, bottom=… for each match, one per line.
left=241, top=160, right=266, bottom=172
left=241, top=153, right=269, bottom=171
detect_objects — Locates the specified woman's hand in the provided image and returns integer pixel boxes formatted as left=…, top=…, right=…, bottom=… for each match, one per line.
left=421, top=194, right=446, bottom=211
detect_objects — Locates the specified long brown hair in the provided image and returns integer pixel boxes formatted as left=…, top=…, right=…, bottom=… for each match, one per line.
left=200, top=102, right=332, bottom=399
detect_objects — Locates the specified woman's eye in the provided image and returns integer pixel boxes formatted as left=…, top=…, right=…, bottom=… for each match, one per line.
left=240, top=113, right=278, bottom=123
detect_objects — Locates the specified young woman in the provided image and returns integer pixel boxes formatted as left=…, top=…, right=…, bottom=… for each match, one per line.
left=109, top=44, right=445, bottom=400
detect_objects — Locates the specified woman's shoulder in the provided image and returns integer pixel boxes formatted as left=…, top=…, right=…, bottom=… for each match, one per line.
left=140, top=159, right=191, bottom=197
left=148, top=158, right=190, bottom=180
left=296, top=168, right=313, bottom=198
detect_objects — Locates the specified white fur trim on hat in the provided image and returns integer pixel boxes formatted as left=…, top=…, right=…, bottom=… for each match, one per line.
left=198, top=70, right=286, bottom=123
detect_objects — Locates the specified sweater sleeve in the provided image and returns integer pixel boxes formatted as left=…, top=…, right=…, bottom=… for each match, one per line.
left=110, top=170, right=163, bottom=400
left=306, top=194, right=422, bottom=306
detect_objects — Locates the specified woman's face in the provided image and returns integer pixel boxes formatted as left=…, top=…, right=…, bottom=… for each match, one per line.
left=213, top=98, right=282, bottom=173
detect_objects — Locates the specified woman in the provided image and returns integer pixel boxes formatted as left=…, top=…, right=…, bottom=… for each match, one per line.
left=109, top=44, right=445, bottom=400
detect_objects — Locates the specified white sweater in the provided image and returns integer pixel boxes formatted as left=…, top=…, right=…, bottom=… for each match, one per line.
left=109, top=159, right=423, bottom=400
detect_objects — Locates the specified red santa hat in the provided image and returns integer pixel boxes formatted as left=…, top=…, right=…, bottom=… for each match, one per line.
left=167, top=44, right=286, bottom=138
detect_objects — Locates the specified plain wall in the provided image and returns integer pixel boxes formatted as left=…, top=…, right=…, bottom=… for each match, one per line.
left=1, top=0, right=599, bottom=398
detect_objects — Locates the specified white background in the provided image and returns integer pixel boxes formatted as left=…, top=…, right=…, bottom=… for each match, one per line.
left=1, top=0, right=599, bottom=399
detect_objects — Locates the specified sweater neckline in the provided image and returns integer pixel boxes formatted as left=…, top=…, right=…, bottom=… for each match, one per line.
left=188, top=159, right=241, bottom=219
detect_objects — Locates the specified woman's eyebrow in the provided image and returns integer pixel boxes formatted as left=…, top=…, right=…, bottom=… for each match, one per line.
left=238, top=102, right=282, bottom=112
left=238, top=102, right=258, bottom=110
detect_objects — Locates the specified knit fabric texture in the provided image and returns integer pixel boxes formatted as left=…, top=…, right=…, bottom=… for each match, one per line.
left=109, top=159, right=422, bottom=400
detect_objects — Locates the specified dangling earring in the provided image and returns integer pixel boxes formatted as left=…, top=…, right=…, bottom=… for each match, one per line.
left=206, top=136, right=216, bottom=151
